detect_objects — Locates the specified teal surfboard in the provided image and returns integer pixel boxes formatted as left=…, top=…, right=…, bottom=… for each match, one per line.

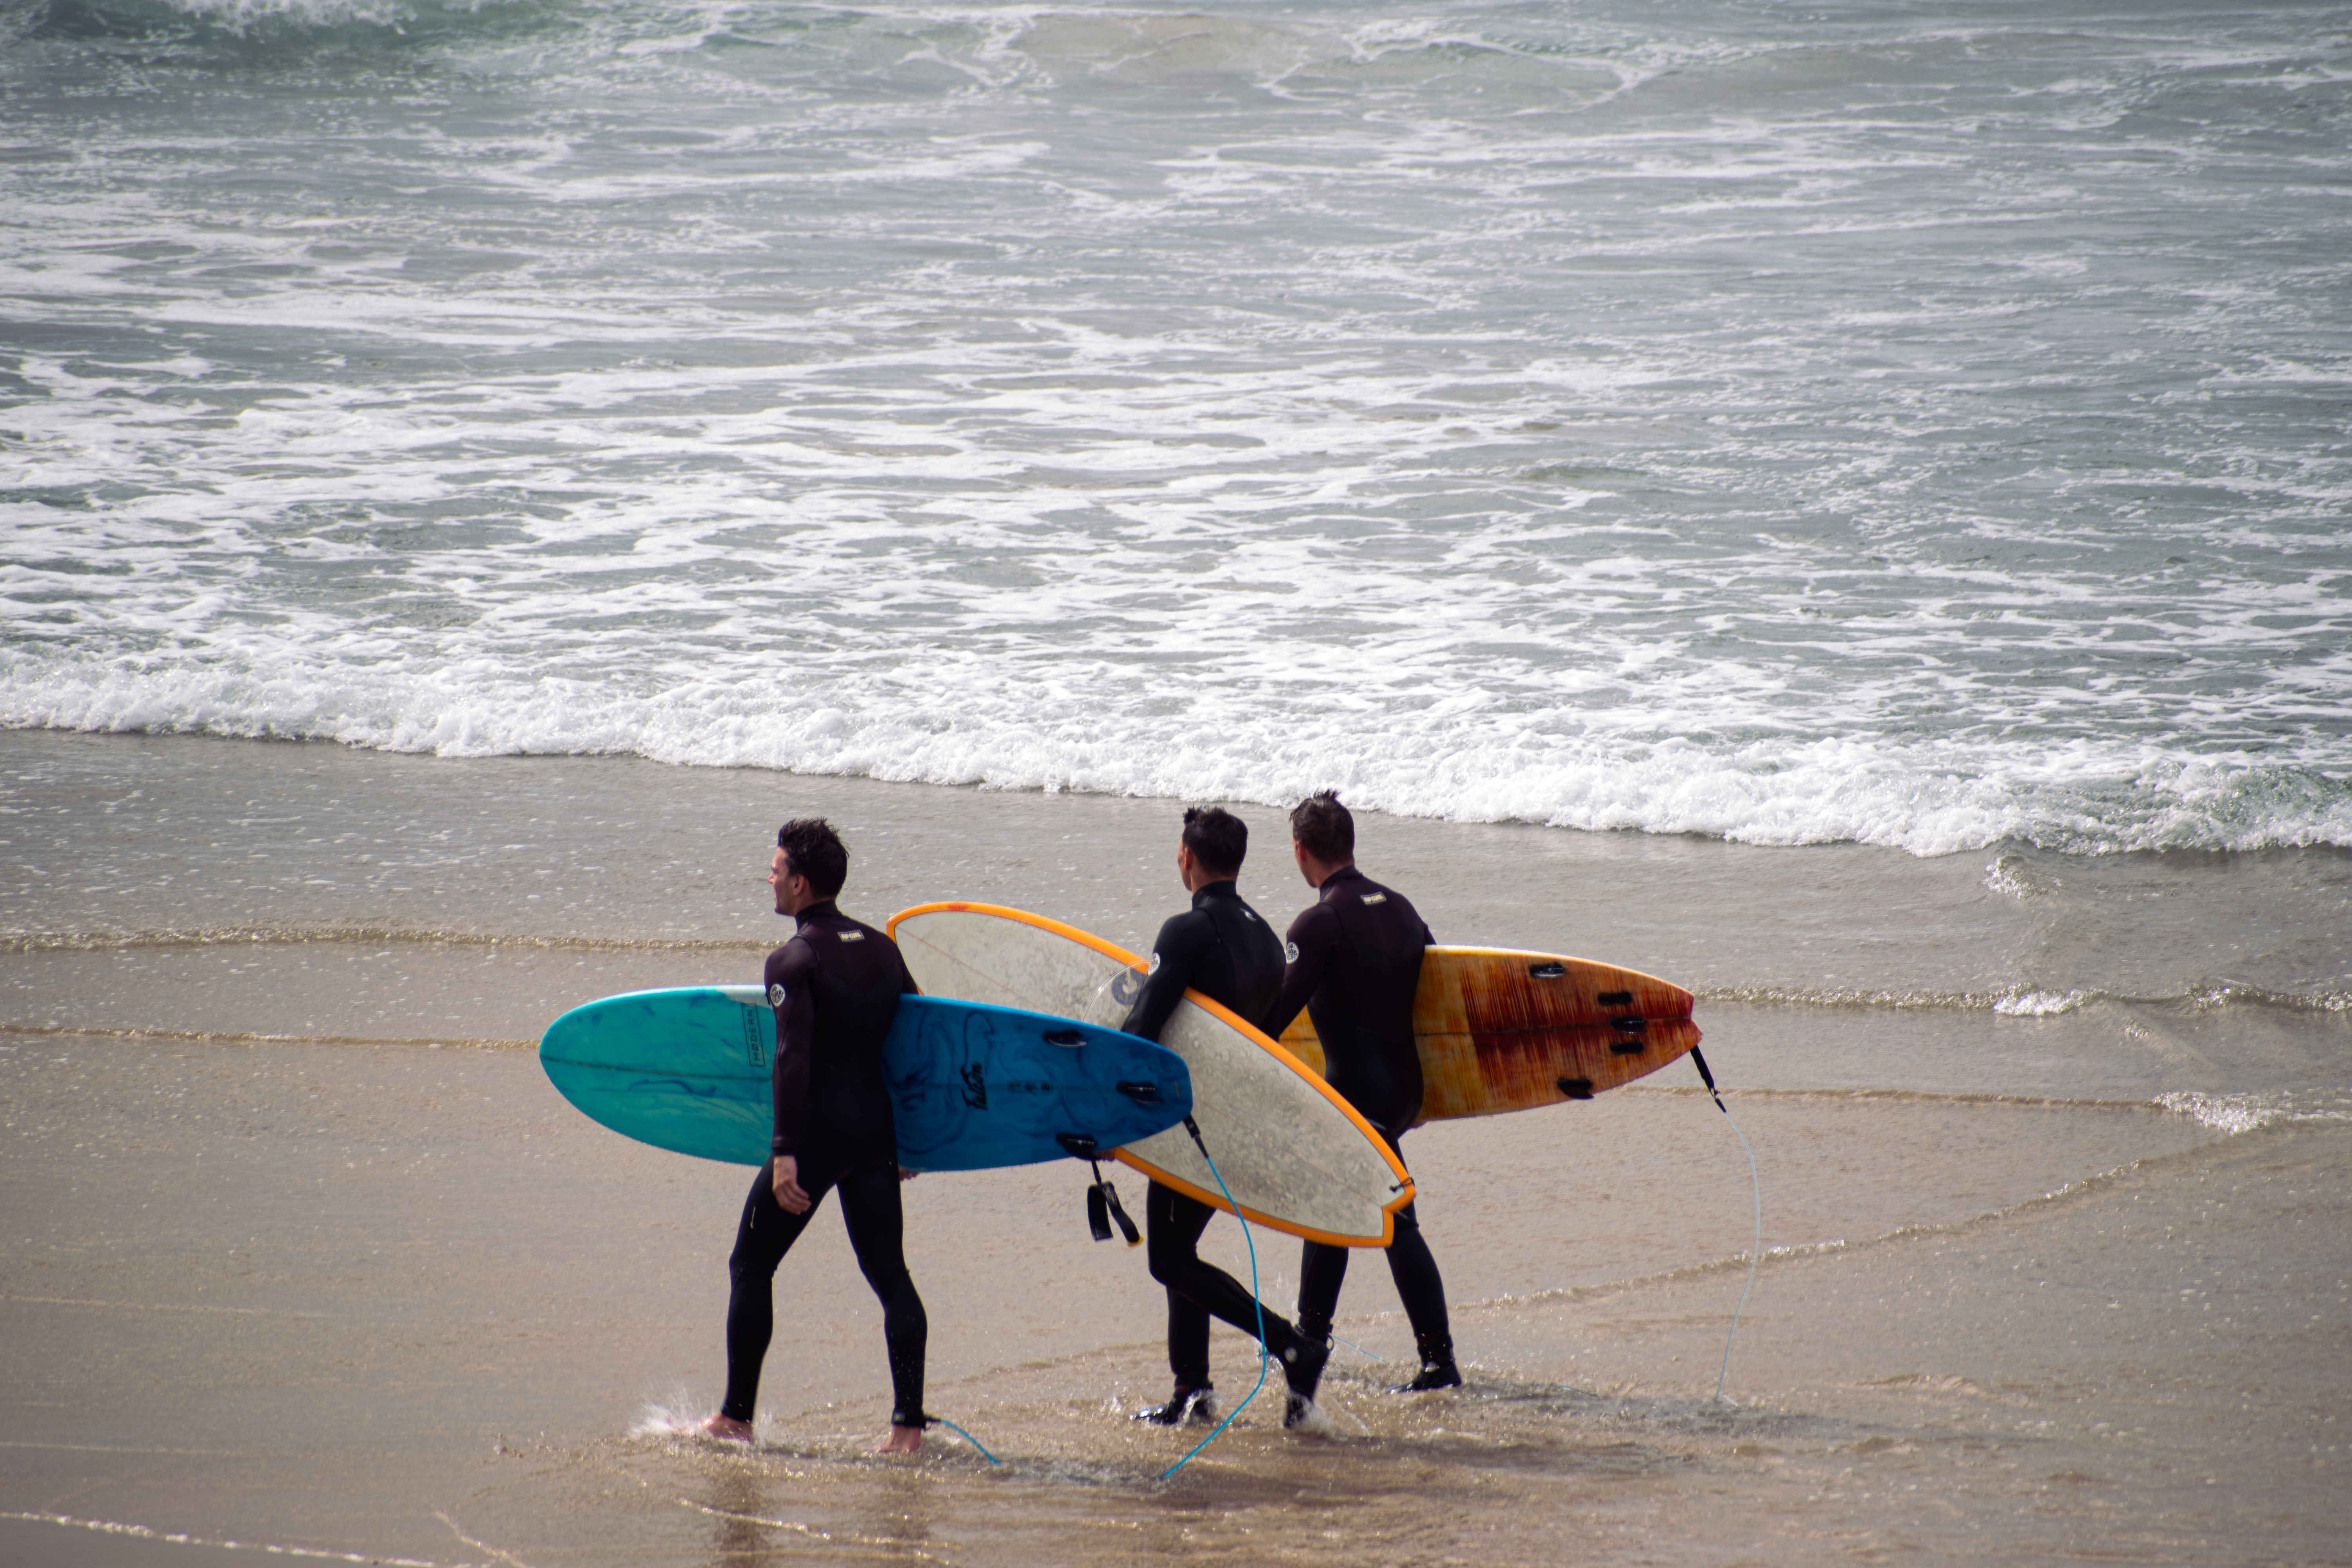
left=539, top=986, right=1192, bottom=1172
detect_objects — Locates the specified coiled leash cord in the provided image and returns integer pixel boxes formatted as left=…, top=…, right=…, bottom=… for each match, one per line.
left=1690, top=1046, right=1760, bottom=1404
left=1161, top=1116, right=1269, bottom=1481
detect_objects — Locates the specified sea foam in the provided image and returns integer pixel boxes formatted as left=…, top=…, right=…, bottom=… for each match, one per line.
left=5, top=646, right=2347, bottom=858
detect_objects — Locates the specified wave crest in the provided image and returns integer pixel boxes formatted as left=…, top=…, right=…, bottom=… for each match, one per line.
left=5, top=647, right=2349, bottom=860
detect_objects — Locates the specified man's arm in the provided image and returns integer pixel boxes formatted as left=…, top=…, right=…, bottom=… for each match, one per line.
left=766, top=940, right=817, bottom=1161
left=1119, top=911, right=1209, bottom=1044
left=1258, top=902, right=1338, bottom=1043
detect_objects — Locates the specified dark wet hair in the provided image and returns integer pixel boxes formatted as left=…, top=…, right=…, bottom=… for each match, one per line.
left=1289, top=791, right=1354, bottom=865
left=1181, top=806, right=1248, bottom=879
left=777, top=818, right=848, bottom=899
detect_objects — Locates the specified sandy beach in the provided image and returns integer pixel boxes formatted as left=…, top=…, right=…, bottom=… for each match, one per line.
left=4, top=731, right=2345, bottom=1566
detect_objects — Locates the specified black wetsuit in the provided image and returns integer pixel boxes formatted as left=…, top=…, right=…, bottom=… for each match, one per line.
left=1261, top=866, right=1452, bottom=1349
left=1120, top=879, right=1307, bottom=1388
left=717, top=900, right=928, bottom=1428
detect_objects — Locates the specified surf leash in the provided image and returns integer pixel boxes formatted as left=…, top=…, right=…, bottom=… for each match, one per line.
left=1161, top=1115, right=1270, bottom=1481
left=927, top=1416, right=999, bottom=1466
left=1690, top=1046, right=1760, bottom=1405
left=1056, top=1136, right=1144, bottom=1246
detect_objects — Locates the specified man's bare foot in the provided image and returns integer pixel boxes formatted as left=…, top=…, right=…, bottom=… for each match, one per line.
left=871, top=1424, right=922, bottom=1454
left=700, top=1413, right=755, bottom=1443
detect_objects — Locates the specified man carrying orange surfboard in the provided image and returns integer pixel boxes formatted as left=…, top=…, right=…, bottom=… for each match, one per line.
left=1119, top=806, right=1334, bottom=1430
left=1262, top=791, right=1463, bottom=1395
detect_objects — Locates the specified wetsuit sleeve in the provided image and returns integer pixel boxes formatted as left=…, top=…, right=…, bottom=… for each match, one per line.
left=766, top=938, right=819, bottom=1159
left=1258, top=902, right=1339, bottom=1043
left=1119, top=911, right=1209, bottom=1044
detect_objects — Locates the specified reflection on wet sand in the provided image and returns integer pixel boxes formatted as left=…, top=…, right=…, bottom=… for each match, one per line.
left=700, top=1464, right=774, bottom=1568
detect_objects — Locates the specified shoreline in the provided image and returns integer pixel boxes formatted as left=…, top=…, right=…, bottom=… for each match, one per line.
left=7, top=729, right=2347, bottom=1007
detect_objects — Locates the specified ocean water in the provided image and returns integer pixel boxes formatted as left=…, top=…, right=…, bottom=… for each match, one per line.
left=4, top=0, right=2349, bottom=860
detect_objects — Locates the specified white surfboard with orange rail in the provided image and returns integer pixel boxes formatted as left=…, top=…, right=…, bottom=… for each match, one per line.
left=886, top=902, right=1414, bottom=1248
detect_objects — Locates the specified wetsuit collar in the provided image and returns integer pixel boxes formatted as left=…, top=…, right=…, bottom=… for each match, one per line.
left=1318, top=864, right=1366, bottom=897
left=793, top=899, right=842, bottom=928
left=1190, top=878, right=1243, bottom=910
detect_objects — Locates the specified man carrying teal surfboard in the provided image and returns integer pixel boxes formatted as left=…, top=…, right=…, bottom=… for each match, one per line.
left=1263, top=792, right=1463, bottom=1395
left=1118, top=807, right=1332, bottom=1432
left=700, top=818, right=932, bottom=1454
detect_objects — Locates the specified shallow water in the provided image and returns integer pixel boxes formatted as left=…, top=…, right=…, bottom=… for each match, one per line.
left=6, top=730, right=2348, bottom=1014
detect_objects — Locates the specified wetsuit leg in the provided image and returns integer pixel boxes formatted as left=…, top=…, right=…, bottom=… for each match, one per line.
left=719, top=1159, right=828, bottom=1423
left=1296, top=1237, right=1348, bottom=1341
left=1146, top=1181, right=1214, bottom=1385
left=1373, top=1126, right=1450, bottom=1343
left=1297, top=1126, right=1450, bottom=1344
left=834, top=1161, right=928, bottom=1426
left=1146, top=1178, right=1298, bottom=1354
left=1381, top=1197, right=1451, bottom=1344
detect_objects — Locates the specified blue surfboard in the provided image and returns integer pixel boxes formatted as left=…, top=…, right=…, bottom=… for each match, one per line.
left=539, top=986, right=1191, bottom=1172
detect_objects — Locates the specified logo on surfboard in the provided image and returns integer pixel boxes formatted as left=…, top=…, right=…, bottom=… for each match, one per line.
left=742, top=1006, right=768, bottom=1069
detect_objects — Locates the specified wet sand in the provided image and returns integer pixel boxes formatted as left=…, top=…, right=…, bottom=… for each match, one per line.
left=5, top=1031, right=2343, bottom=1566
left=4, top=731, right=2347, bottom=1564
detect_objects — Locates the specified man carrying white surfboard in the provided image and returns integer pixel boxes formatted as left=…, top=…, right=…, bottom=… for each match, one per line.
left=701, top=818, right=932, bottom=1454
left=1117, top=806, right=1333, bottom=1431
left=1262, top=791, right=1463, bottom=1395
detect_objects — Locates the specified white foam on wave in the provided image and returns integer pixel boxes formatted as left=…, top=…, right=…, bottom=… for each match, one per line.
left=2154, top=1091, right=2352, bottom=1136
left=130, top=0, right=520, bottom=32
left=6, top=642, right=2347, bottom=859
left=1993, top=989, right=2090, bottom=1018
